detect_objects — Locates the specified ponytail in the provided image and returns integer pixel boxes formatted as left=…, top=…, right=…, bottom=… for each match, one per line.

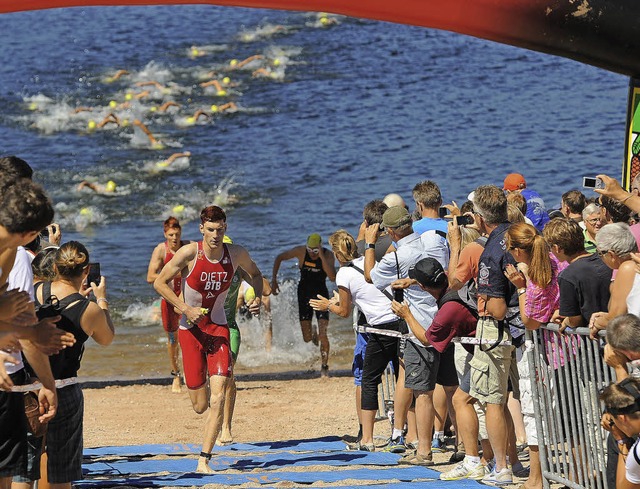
left=528, top=234, right=552, bottom=288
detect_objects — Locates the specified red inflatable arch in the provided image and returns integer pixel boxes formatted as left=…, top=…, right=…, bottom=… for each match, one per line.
left=1, top=0, right=639, bottom=76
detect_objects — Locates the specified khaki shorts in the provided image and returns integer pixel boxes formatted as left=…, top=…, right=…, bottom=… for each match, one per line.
left=468, top=317, right=515, bottom=405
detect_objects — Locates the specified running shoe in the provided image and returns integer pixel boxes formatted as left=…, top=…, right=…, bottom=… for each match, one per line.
left=511, top=461, right=530, bottom=478
left=431, top=437, right=447, bottom=453
left=346, top=441, right=374, bottom=452
left=382, top=436, right=406, bottom=453
left=440, top=461, right=487, bottom=481
left=482, top=467, right=514, bottom=486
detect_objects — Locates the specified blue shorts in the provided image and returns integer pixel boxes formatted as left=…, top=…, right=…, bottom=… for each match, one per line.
left=352, top=332, right=369, bottom=386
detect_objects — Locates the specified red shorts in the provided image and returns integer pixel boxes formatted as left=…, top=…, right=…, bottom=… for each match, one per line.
left=178, top=323, right=232, bottom=389
left=161, top=299, right=180, bottom=333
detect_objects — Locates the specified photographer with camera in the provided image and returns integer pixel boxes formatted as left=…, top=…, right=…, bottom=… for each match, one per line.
left=364, top=205, right=448, bottom=465
left=600, top=377, right=640, bottom=489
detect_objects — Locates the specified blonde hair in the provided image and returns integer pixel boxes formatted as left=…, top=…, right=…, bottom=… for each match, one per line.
left=55, top=241, right=90, bottom=278
left=506, top=222, right=552, bottom=288
left=459, top=227, right=481, bottom=249
left=328, top=230, right=359, bottom=263
left=507, top=203, right=525, bottom=224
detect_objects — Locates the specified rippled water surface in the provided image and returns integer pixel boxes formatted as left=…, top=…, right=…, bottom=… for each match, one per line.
left=0, top=6, right=628, bottom=378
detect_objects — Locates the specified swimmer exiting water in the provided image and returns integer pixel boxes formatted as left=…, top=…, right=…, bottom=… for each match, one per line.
left=147, top=217, right=191, bottom=393
left=272, top=233, right=336, bottom=376
left=154, top=205, right=264, bottom=473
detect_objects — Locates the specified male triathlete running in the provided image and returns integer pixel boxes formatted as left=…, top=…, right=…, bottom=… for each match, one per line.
left=147, top=216, right=190, bottom=392
left=154, top=205, right=263, bottom=473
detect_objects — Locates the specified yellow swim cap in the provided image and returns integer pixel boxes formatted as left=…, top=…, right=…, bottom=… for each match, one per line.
left=320, top=17, right=329, bottom=25
left=80, top=207, right=92, bottom=216
left=222, top=76, right=231, bottom=85
left=125, top=93, right=133, bottom=101
left=210, top=105, right=219, bottom=113
left=216, top=90, right=227, bottom=96
left=230, top=59, right=238, bottom=66
left=173, top=204, right=185, bottom=213
left=150, top=106, right=158, bottom=112
left=156, top=161, right=169, bottom=168
left=105, top=180, right=117, bottom=192
left=109, top=100, right=117, bottom=108
left=28, top=102, right=38, bottom=111
left=87, top=120, right=97, bottom=130
left=223, top=235, right=233, bottom=244
left=121, top=119, right=129, bottom=127
left=152, top=141, right=165, bottom=150
left=273, top=58, right=281, bottom=66
left=186, top=116, right=195, bottom=125
left=191, top=48, right=199, bottom=56
left=307, top=233, right=321, bottom=248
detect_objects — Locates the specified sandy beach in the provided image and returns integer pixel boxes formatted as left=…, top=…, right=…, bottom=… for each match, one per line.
left=83, top=374, right=360, bottom=448
left=81, top=374, right=532, bottom=489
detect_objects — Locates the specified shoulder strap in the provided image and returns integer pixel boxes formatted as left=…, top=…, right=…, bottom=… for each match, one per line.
left=57, top=293, right=86, bottom=311
left=347, top=263, right=394, bottom=301
left=43, top=281, right=52, bottom=300
left=435, top=230, right=447, bottom=239
left=438, top=289, right=479, bottom=319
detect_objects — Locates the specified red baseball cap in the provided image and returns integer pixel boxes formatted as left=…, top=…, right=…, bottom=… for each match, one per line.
left=503, top=173, right=526, bottom=191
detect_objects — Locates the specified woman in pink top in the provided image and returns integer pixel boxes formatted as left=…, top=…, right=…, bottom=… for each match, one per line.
left=505, top=222, right=571, bottom=489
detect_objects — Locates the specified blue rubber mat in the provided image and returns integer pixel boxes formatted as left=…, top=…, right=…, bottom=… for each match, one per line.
left=84, top=436, right=346, bottom=458
left=77, top=465, right=438, bottom=487
left=83, top=450, right=408, bottom=475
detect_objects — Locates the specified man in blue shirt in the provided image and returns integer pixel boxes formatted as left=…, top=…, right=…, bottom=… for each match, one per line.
left=412, top=180, right=449, bottom=235
left=364, top=206, right=449, bottom=465
left=503, top=173, right=550, bottom=232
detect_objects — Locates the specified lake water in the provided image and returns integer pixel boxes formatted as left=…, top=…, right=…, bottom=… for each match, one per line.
left=0, top=5, right=628, bottom=379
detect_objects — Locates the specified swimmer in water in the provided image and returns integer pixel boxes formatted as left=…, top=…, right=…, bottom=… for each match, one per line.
left=151, top=101, right=182, bottom=113
left=200, top=79, right=229, bottom=96
left=77, top=180, right=117, bottom=194
left=228, top=54, right=264, bottom=70
left=156, top=151, right=191, bottom=169
left=97, top=113, right=121, bottom=128
left=182, top=110, right=210, bottom=126
left=147, top=217, right=191, bottom=393
left=105, top=69, right=130, bottom=82
left=133, top=119, right=164, bottom=149
left=209, top=102, right=238, bottom=114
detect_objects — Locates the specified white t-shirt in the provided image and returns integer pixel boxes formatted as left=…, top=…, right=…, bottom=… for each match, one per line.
left=627, top=273, right=640, bottom=318
left=626, top=439, right=640, bottom=484
left=336, top=257, right=397, bottom=327
left=5, top=246, right=34, bottom=374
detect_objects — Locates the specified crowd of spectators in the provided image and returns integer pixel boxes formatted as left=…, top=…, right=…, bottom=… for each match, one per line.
left=313, top=172, right=640, bottom=488
left=0, top=155, right=113, bottom=489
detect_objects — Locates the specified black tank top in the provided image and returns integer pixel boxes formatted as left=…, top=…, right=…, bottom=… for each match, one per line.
left=300, top=250, right=327, bottom=284
left=35, top=281, right=91, bottom=379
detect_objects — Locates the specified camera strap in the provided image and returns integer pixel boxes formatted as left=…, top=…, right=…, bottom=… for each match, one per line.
left=346, top=263, right=394, bottom=301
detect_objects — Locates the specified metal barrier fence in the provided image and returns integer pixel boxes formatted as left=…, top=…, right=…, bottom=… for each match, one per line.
left=528, top=324, right=613, bottom=489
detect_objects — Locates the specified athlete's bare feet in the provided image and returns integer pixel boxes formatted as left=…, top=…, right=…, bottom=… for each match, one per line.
left=196, top=454, right=215, bottom=474
left=216, top=429, right=233, bottom=445
left=171, top=376, right=181, bottom=393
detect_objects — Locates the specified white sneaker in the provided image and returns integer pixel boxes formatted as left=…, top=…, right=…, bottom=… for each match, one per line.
left=440, top=461, right=486, bottom=481
left=482, top=467, right=513, bottom=486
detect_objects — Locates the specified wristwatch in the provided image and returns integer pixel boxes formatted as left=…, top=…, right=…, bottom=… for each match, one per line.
left=517, top=288, right=526, bottom=296
left=366, top=243, right=376, bottom=250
